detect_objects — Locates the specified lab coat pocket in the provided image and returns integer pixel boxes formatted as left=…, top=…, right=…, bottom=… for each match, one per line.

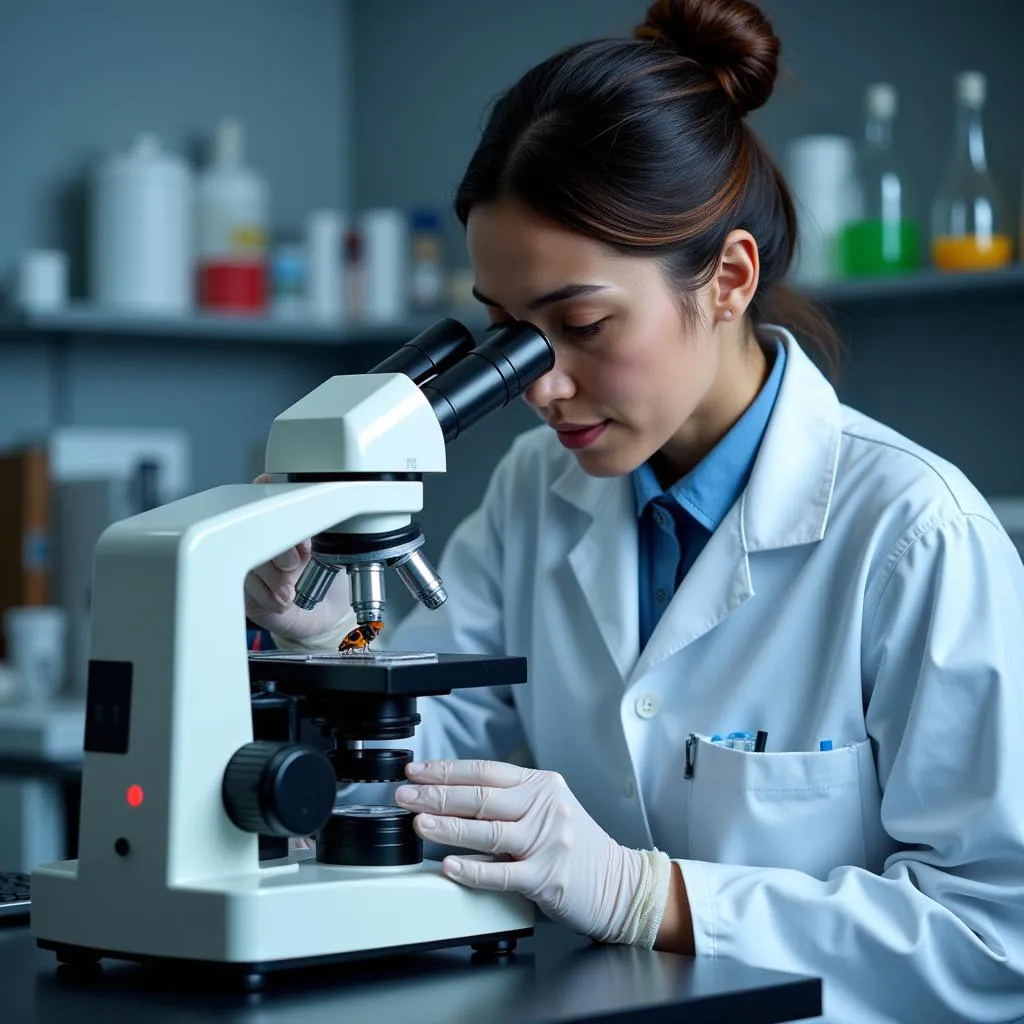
left=685, top=735, right=871, bottom=879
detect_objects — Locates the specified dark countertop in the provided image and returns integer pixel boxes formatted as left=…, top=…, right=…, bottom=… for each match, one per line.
left=1, top=918, right=821, bottom=1024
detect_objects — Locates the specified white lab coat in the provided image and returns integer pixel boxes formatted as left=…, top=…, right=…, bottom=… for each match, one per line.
left=378, top=329, right=1024, bottom=1023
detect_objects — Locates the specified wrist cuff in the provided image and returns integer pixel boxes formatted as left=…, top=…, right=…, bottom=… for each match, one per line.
left=618, top=848, right=673, bottom=949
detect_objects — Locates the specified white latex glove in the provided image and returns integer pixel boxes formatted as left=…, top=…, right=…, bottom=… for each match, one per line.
left=243, top=474, right=355, bottom=646
left=395, top=759, right=672, bottom=948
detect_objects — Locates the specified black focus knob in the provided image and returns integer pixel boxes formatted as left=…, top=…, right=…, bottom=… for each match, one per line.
left=222, top=740, right=337, bottom=837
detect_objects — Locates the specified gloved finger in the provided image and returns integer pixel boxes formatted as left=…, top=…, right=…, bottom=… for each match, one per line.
left=442, top=854, right=529, bottom=893
left=413, top=813, right=530, bottom=858
left=405, top=759, right=537, bottom=789
left=271, top=545, right=307, bottom=573
left=252, top=554, right=302, bottom=598
left=245, top=565, right=292, bottom=611
left=395, top=782, right=532, bottom=822
left=244, top=569, right=279, bottom=613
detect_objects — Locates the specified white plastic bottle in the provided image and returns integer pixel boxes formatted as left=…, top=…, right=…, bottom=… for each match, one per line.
left=195, top=119, right=269, bottom=313
left=91, top=134, right=192, bottom=313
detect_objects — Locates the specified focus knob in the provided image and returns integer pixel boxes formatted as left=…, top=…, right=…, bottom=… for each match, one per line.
left=222, top=740, right=336, bottom=837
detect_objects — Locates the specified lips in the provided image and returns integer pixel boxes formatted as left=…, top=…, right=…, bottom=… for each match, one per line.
left=553, top=420, right=609, bottom=451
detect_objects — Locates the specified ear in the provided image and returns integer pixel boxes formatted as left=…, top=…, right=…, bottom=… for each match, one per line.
left=712, top=230, right=760, bottom=326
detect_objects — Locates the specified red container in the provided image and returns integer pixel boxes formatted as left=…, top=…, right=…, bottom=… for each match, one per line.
left=199, top=260, right=266, bottom=313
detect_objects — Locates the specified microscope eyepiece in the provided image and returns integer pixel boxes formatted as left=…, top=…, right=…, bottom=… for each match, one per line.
left=420, top=321, right=554, bottom=443
left=368, top=317, right=475, bottom=385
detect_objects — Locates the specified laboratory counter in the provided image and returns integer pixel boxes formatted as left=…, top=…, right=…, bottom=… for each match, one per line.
left=0, top=917, right=822, bottom=1023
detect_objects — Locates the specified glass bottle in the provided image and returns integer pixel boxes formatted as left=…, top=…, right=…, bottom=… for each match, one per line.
left=838, top=84, right=919, bottom=276
left=408, top=209, right=445, bottom=313
left=931, top=71, right=1012, bottom=271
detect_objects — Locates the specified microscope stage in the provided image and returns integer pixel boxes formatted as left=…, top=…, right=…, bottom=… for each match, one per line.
left=248, top=650, right=526, bottom=697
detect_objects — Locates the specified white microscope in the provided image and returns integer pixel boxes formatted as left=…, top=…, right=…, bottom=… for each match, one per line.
left=30, top=317, right=554, bottom=986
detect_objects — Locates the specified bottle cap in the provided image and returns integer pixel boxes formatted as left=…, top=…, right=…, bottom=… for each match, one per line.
left=866, top=83, right=896, bottom=120
left=411, top=209, right=442, bottom=232
left=955, top=71, right=986, bottom=109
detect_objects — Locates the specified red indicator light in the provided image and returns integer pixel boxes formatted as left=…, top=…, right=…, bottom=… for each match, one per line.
left=126, top=784, right=144, bottom=808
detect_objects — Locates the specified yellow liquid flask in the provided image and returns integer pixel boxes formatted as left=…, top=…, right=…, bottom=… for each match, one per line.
left=931, top=71, right=1012, bottom=271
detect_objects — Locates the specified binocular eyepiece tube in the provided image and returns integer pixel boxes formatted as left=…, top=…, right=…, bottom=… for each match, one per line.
left=420, top=320, right=554, bottom=443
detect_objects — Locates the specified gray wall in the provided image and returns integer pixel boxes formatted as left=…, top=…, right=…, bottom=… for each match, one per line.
left=0, top=0, right=356, bottom=490
left=0, top=0, right=353, bottom=293
left=349, top=0, right=1024, bottom=518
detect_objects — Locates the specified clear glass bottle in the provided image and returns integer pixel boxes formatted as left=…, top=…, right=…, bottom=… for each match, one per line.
left=931, top=71, right=1012, bottom=271
left=409, top=209, right=445, bottom=313
left=838, top=84, right=919, bottom=276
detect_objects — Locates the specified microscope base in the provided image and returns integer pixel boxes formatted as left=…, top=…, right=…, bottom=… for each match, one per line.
left=39, top=927, right=533, bottom=990
left=31, top=856, right=535, bottom=977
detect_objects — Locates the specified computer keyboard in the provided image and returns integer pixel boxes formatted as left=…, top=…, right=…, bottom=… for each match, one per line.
left=0, top=872, right=30, bottom=921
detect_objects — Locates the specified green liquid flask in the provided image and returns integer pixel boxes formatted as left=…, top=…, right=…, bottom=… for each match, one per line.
left=838, top=84, right=920, bottom=276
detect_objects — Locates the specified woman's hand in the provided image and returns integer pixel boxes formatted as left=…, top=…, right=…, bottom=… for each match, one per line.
left=243, top=474, right=353, bottom=643
left=395, top=759, right=671, bottom=946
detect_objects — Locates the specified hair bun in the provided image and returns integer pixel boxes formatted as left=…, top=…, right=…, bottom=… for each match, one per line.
left=635, top=0, right=780, bottom=116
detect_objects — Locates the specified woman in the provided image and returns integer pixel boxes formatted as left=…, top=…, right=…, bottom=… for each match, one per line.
left=245, top=1, right=1024, bottom=1020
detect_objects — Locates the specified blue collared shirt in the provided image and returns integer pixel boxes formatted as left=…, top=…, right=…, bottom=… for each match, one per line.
left=632, top=341, right=786, bottom=648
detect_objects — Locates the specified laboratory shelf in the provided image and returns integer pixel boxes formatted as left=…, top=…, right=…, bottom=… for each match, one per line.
left=2, top=265, right=1024, bottom=347
left=0, top=303, right=489, bottom=347
left=802, top=264, right=1024, bottom=306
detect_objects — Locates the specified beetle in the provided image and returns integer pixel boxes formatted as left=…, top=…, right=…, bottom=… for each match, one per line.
left=338, top=620, right=385, bottom=651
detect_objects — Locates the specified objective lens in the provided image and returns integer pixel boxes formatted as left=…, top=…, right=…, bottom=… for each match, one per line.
left=393, top=549, right=447, bottom=610
left=347, top=563, right=386, bottom=624
left=293, top=559, right=340, bottom=610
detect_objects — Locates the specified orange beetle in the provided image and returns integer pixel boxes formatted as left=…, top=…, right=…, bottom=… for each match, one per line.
left=338, top=620, right=385, bottom=652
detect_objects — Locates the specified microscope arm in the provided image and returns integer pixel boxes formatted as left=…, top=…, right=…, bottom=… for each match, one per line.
left=79, top=478, right=422, bottom=887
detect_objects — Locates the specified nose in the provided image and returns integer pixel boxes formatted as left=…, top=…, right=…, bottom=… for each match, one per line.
left=523, top=346, right=575, bottom=409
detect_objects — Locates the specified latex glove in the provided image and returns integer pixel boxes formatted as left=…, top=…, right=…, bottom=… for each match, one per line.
left=243, top=474, right=355, bottom=646
left=395, top=759, right=672, bottom=947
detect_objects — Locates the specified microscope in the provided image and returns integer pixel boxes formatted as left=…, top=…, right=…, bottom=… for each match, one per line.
left=30, top=316, right=554, bottom=984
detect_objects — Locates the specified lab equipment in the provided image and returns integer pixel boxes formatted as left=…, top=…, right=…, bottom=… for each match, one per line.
left=409, top=209, right=446, bottom=313
left=13, top=250, right=68, bottom=313
left=784, top=135, right=860, bottom=283
left=359, top=208, right=408, bottom=322
left=196, top=119, right=269, bottom=312
left=269, top=242, right=307, bottom=320
left=838, top=84, right=919, bottom=276
left=91, top=134, right=193, bottom=313
left=0, top=871, right=30, bottom=920
left=29, top=315, right=554, bottom=981
left=931, top=72, right=1012, bottom=271
left=305, top=210, right=345, bottom=322
left=2, top=607, right=65, bottom=704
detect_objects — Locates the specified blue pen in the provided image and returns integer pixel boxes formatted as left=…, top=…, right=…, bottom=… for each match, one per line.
left=819, top=739, right=833, bottom=751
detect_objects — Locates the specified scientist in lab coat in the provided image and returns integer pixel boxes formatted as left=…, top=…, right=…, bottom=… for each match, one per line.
left=244, top=1, right=1024, bottom=1020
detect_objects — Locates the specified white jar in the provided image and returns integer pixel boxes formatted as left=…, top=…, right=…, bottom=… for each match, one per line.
left=785, top=134, right=861, bottom=284
left=359, top=207, right=409, bottom=322
left=91, top=134, right=193, bottom=313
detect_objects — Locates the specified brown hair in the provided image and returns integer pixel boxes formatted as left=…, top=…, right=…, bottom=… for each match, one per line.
left=454, top=0, right=840, bottom=377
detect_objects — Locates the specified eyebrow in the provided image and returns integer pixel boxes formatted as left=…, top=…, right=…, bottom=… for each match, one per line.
left=471, top=283, right=609, bottom=311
